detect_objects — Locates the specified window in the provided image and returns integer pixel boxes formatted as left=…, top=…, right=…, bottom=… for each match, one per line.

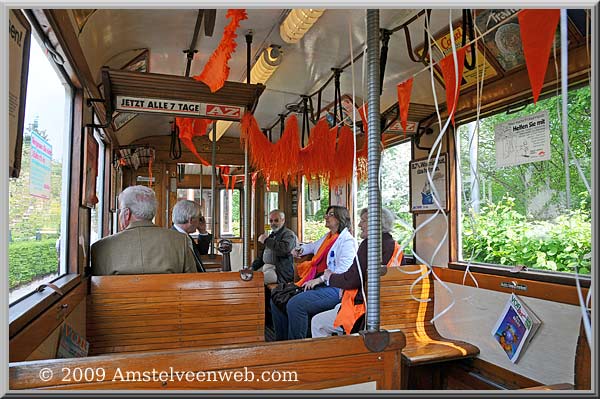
left=8, top=36, right=72, bottom=304
left=90, top=130, right=106, bottom=245
left=302, top=177, right=329, bottom=242
left=356, top=141, right=413, bottom=253
left=220, top=189, right=240, bottom=237
left=457, top=86, right=592, bottom=275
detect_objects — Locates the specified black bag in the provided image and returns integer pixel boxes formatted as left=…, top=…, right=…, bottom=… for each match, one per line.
left=270, top=282, right=302, bottom=312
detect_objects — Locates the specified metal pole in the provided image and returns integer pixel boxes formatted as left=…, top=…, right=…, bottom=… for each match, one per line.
left=211, top=121, right=217, bottom=256
left=560, top=10, right=571, bottom=209
left=243, top=32, right=253, bottom=269
left=366, top=9, right=382, bottom=332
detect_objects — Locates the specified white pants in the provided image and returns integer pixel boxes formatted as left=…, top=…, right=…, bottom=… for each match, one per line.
left=311, top=303, right=344, bottom=338
left=257, top=263, right=278, bottom=285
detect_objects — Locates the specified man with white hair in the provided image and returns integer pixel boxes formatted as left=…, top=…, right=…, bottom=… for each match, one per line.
left=91, top=185, right=197, bottom=275
left=171, top=199, right=206, bottom=272
left=251, top=209, right=297, bottom=285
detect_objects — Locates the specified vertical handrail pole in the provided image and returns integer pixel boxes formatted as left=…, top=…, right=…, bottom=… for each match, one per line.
left=211, top=121, right=217, bottom=256
left=366, top=9, right=382, bottom=332
left=243, top=32, right=253, bottom=269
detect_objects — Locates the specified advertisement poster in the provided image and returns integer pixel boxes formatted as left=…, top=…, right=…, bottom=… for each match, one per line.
left=9, top=10, right=31, bottom=177
left=410, top=154, right=447, bottom=212
left=495, top=110, right=551, bottom=168
left=416, top=24, right=498, bottom=91
left=29, top=131, right=52, bottom=199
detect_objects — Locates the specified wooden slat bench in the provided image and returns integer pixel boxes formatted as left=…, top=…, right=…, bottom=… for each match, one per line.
left=380, top=265, right=480, bottom=388
left=87, top=272, right=264, bottom=355
left=9, top=331, right=406, bottom=390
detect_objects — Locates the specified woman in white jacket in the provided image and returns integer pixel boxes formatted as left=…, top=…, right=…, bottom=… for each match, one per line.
left=270, top=205, right=357, bottom=340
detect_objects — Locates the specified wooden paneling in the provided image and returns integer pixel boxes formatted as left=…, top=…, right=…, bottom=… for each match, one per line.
left=10, top=282, right=87, bottom=362
left=434, top=266, right=590, bottom=306
left=86, top=272, right=264, bottom=355
left=380, top=266, right=479, bottom=369
left=9, top=332, right=405, bottom=390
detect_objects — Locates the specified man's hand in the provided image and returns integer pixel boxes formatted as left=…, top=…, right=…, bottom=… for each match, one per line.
left=258, top=233, right=268, bottom=244
left=323, top=269, right=332, bottom=281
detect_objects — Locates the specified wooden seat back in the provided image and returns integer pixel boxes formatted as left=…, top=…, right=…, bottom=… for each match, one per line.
left=9, top=331, right=406, bottom=390
left=86, top=272, right=264, bottom=355
left=380, top=265, right=479, bottom=366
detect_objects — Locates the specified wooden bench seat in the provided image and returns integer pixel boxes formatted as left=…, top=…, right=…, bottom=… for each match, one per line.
left=9, top=331, right=406, bottom=390
left=380, top=265, right=479, bottom=388
left=87, top=272, right=264, bottom=355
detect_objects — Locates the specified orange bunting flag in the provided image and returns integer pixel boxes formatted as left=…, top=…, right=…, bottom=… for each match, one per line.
left=196, top=9, right=248, bottom=93
left=518, top=9, right=560, bottom=104
left=230, top=175, right=237, bottom=191
left=221, top=166, right=231, bottom=190
left=397, top=78, right=414, bottom=135
left=439, top=47, right=466, bottom=126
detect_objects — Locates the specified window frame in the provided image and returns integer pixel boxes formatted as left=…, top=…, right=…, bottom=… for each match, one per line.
left=8, top=10, right=81, bottom=337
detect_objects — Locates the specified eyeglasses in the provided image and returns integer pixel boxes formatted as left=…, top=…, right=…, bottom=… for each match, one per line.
left=324, top=212, right=336, bottom=218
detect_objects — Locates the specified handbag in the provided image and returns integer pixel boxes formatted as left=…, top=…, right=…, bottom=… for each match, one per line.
left=270, top=282, right=302, bottom=312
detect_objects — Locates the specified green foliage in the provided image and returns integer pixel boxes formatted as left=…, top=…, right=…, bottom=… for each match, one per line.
left=303, top=219, right=329, bottom=242
left=9, top=239, right=59, bottom=289
left=462, top=195, right=591, bottom=274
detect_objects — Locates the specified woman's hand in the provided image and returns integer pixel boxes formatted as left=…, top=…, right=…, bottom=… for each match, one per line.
left=302, top=278, right=321, bottom=291
left=323, top=269, right=332, bottom=281
left=292, top=246, right=304, bottom=258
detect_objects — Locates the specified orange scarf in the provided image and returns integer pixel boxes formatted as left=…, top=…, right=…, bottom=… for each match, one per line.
left=333, top=242, right=403, bottom=334
left=296, top=232, right=339, bottom=286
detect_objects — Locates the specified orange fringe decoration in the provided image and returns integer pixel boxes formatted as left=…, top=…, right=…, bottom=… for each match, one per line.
left=196, top=9, right=248, bottom=93
left=176, top=9, right=247, bottom=164
left=241, top=113, right=300, bottom=188
left=299, top=118, right=336, bottom=180
left=330, top=125, right=355, bottom=187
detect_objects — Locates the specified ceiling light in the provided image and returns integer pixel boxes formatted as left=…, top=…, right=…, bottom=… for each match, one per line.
left=210, top=46, right=283, bottom=142
left=250, top=45, right=283, bottom=85
left=280, top=9, right=325, bottom=44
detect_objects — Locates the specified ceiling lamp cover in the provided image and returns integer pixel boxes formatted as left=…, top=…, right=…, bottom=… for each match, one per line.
left=280, top=9, right=325, bottom=44
left=250, top=46, right=283, bottom=85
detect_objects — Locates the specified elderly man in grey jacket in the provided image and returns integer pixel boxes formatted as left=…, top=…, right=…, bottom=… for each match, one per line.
left=91, top=185, right=197, bottom=275
left=251, top=209, right=297, bottom=285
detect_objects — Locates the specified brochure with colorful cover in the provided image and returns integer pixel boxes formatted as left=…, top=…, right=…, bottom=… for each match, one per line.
left=56, top=322, right=89, bottom=358
left=491, top=293, right=542, bottom=363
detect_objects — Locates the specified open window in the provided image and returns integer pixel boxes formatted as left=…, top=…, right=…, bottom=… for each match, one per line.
left=456, top=86, right=592, bottom=276
left=8, top=32, right=73, bottom=305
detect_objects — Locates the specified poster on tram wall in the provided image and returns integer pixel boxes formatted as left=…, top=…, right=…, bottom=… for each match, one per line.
left=409, top=154, right=447, bottom=213
left=29, top=131, right=52, bottom=199
left=494, top=110, right=551, bottom=168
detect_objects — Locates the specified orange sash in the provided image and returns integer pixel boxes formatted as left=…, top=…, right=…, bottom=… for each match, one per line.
left=333, top=242, right=403, bottom=334
left=296, top=232, right=339, bottom=286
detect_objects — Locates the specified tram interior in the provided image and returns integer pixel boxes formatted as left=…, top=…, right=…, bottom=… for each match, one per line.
left=5, top=7, right=595, bottom=392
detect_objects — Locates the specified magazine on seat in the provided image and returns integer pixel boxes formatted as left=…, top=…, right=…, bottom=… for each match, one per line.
left=491, top=293, right=541, bottom=363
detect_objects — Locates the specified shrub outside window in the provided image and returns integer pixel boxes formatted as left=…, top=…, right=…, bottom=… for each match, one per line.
left=457, top=86, right=592, bottom=275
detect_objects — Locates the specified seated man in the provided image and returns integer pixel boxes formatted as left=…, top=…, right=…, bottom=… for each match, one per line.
left=251, top=209, right=297, bottom=285
left=91, top=185, right=197, bottom=275
left=171, top=199, right=206, bottom=272
left=196, top=215, right=212, bottom=255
